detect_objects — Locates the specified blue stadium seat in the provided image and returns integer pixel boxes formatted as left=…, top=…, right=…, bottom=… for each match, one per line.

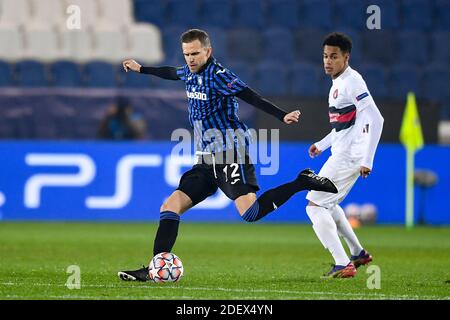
left=30, top=103, right=51, bottom=136
left=299, top=0, right=333, bottom=30
left=16, top=60, right=48, bottom=87
left=421, top=64, right=450, bottom=102
left=74, top=118, right=98, bottom=139
left=206, top=27, right=228, bottom=64
left=319, top=70, right=333, bottom=92
left=133, top=0, right=166, bottom=26
left=54, top=116, right=78, bottom=139
left=228, top=29, right=262, bottom=62
left=369, top=0, right=400, bottom=29
left=441, top=103, right=450, bottom=120
left=254, top=61, right=289, bottom=96
left=234, top=0, right=265, bottom=29
left=120, top=69, right=151, bottom=88
left=388, top=64, right=421, bottom=99
left=262, top=27, right=294, bottom=63
left=1, top=105, right=35, bottom=138
left=401, top=0, right=433, bottom=31
left=294, top=29, right=327, bottom=64
left=266, top=0, right=300, bottom=29
left=431, top=32, right=450, bottom=64
left=150, top=76, right=184, bottom=90
left=289, top=62, right=321, bottom=97
left=334, top=0, right=367, bottom=31
left=161, top=25, right=187, bottom=65
left=0, top=117, right=15, bottom=138
left=333, top=28, right=363, bottom=65
left=50, top=61, right=82, bottom=87
left=226, top=61, right=255, bottom=86
left=201, top=0, right=233, bottom=28
left=0, top=60, right=14, bottom=86
left=435, top=0, right=450, bottom=30
left=8, top=112, right=36, bottom=138
left=361, top=30, right=395, bottom=64
left=396, top=31, right=428, bottom=65
left=358, top=63, right=388, bottom=98
left=84, top=61, right=116, bottom=87
left=166, top=0, right=201, bottom=28
left=47, top=105, right=77, bottom=139
left=73, top=107, right=105, bottom=139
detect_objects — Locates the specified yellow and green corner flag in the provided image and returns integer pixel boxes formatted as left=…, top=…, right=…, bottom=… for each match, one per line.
left=399, top=92, right=424, bottom=229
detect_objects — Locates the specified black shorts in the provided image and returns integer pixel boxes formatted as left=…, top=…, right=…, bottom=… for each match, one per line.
left=177, top=152, right=260, bottom=206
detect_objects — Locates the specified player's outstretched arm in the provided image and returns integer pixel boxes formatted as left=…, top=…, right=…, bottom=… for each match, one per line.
left=359, top=104, right=384, bottom=178
left=236, top=87, right=299, bottom=124
left=122, top=59, right=179, bottom=80
left=310, top=131, right=333, bottom=158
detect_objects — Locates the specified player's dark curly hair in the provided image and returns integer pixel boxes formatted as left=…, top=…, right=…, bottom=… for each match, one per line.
left=180, top=29, right=211, bottom=48
left=323, top=32, right=352, bottom=53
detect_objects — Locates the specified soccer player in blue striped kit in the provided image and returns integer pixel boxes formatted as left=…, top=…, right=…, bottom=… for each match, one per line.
left=118, top=29, right=337, bottom=281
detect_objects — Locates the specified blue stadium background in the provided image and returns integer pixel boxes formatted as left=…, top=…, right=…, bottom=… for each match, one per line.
left=0, top=0, right=449, bottom=224
left=1, top=0, right=449, bottom=117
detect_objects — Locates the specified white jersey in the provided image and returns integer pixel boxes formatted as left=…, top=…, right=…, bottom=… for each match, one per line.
left=308, top=66, right=384, bottom=207
left=326, top=66, right=375, bottom=160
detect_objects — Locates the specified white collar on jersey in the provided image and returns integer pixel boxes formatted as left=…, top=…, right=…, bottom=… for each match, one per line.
left=332, top=65, right=352, bottom=83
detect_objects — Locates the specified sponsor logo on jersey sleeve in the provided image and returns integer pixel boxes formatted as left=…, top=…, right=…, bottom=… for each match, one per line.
left=356, top=92, right=369, bottom=101
left=227, top=78, right=238, bottom=88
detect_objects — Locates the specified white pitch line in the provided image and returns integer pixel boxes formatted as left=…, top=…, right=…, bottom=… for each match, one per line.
left=0, top=282, right=448, bottom=300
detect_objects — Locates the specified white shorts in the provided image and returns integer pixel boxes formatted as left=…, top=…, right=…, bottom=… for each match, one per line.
left=306, top=154, right=361, bottom=209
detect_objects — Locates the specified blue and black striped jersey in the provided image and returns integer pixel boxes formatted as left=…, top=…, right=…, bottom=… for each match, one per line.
left=175, top=58, right=252, bottom=154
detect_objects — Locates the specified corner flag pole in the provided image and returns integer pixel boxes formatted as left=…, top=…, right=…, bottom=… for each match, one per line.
left=405, top=147, right=414, bottom=229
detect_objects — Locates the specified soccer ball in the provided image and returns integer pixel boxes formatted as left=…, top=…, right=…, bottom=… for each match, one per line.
left=148, top=252, right=184, bottom=283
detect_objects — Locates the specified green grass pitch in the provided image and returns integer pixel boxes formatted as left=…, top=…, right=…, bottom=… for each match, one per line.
left=0, top=222, right=449, bottom=300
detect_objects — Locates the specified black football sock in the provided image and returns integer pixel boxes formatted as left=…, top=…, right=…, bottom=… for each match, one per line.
left=242, top=178, right=305, bottom=222
left=153, top=211, right=180, bottom=256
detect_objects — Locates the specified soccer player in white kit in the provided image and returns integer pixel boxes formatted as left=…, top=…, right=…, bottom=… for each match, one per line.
left=306, top=33, right=384, bottom=278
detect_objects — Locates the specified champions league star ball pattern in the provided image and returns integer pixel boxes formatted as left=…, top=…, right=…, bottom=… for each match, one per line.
left=149, top=252, right=184, bottom=283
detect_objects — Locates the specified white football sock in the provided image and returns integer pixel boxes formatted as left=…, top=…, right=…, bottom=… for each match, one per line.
left=330, top=205, right=363, bottom=256
left=306, top=205, right=350, bottom=266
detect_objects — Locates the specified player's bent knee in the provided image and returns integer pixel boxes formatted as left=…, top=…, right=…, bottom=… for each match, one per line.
left=160, top=201, right=182, bottom=214
left=160, top=202, right=171, bottom=213
left=160, top=190, right=193, bottom=214
left=235, top=193, right=257, bottom=216
left=237, top=194, right=262, bottom=223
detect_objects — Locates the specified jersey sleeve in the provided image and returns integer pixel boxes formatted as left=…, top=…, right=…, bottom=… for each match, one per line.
left=348, top=75, right=374, bottom=111
left=176, top=65, right=188, bottom=81
left=315, top=131, right=333, bottom=152
left=212, top=68, right=247, bottom=96
left=359, top=102, right=384, bottom=170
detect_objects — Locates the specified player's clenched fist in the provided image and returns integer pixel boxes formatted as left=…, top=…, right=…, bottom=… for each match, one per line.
left=123, top=59, right=142, bottom=73
left=360, top=166, right=371, bottom=178
left=283, top=110, right=301, bottom=124
left=308, top=144, right=322, bottom=158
